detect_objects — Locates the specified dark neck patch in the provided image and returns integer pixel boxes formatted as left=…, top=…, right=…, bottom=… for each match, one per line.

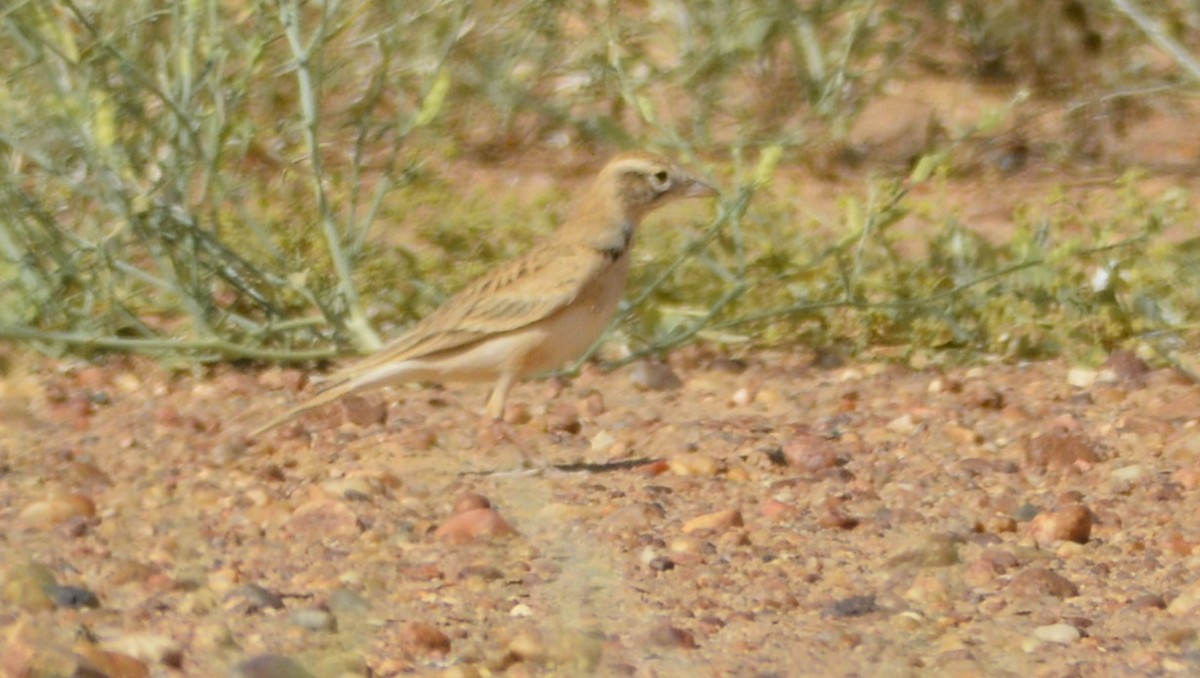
left=602, top=221, right=635, bottom=261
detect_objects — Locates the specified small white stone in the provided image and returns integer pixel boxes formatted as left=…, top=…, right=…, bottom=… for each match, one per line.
left=589, top=430, right=616, bottom=453
left=1033, top=623, right=1081, bottom=644
left=639, top=546, right=660, bottom=566
left=887, top=414, right=917, bottom=435
left=509, top=603, right=534, bottom=617
left=1067, top=368, right=1097, bottom=388
left=1112, top=464, right=1146, bottom=482
left=730, top=386, right=755, bottom=406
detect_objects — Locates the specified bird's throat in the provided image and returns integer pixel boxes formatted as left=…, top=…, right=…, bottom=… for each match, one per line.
left=602, top=220, right=635, bottom=261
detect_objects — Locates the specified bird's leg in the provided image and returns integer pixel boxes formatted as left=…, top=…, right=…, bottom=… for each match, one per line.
left=484, top=371, right=515, bottom=421
left=473, top=372, right=535, bottom=467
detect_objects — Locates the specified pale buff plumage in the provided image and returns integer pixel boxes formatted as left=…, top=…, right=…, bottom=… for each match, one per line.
left=251, top=152, right=716, bottom=437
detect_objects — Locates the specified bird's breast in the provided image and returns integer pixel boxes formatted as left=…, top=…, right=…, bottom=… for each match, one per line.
left=522, top=252, right=631, bottom=375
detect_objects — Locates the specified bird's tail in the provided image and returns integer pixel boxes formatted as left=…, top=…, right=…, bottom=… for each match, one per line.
left=249, top=359, right=423, bottom=438
left=248, top=377, right=361, bottom=438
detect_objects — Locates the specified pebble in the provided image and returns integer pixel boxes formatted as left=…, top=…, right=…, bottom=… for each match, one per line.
left=823, top=595, right=878, bottom=619
left=341, top=394, right=387, bottom=427
left=307, top=651, right=370, bottom=677
left=1025, top=429, right=1100, bottom=471
left=782, top=435, right=839, bottom=472
left=1105, top=350, right=1149, bottom=380
left=229, top=583, right=285, bottom=611
left=193, top=622, right=239, bottom=653
left=646, top=619, right=697, bottom=649
left=928, top=377, right=961, bottom=394
left=668, top=536, right=705, bottom=555
left=725, top=465, right=750, bottom=481
left=401, top=621, right=451, bottom=655
left=1008, top=567, right=1079, bottom=599
left=682, top=509, right=744, bottom=534
left=19, top=493, right=96, bottom=528
left=599, top=501, right=665, bottom=531
left=639, top=546, right=662, bottom=566
left=289, top=608, right=338, bottom=632
left=454, top=493, right=492, bottom=512
left=322, top=476, right=379, bottom=501
left=545, top=404, right=582, bottom=435
left=48, top=584, right=100, bottom=609
left=904, top=574, right=951, bottom=605
left=886, top=413, right=918, bottom=434
left=760, top=498, right=797, bottom=519
left=1111, top=464, right=1146, bottom=482
left=0, top=618, right=71, bottom=673
left=106, top=633, right=185, bottom=669
left=327, top=587, right=371, bottom=615
left=886, top=534, right=961, bottom=568
left=435, top=508, right=516, bottom=544
left=210, top=442, right=245, bottom=465
left=2, top=562, right=58, bottom=612
left=1173, top=469, right=1200, bottom=490
left=816, top=499, right=859, bottom=530
left=1129, top=594, right=1167, bottom=611
left=584, top=391, right=606, bottom=415
left=258, top=368, right=307, bottom=391
left=507, top=630, right=545, bottom=661
left=668, top=454, right=720, bottom=477
left=648, top=556, right=676, bottom=571
left=589, top=430, right=616, bottom=453
left=635, top=459, right=671, bottom=476
left=232, top=655, right=316, bottom=678
left=74, top=645, right=149, bottom=678
left=1067, top=368, right=1097, bottom=388
left=286, top=499, right=362, bottom=539
left=1033, top=623, right=1081, bottom=644
left=730, top=385, right=757, bottom=406
left=1028, top=503, right=1092, bottom=546
left=963, top=382, right=1004, bottom=409
left=1167, top=580, right=1200, bottom=616
left=503, top=402, right=532, bottom=424
left=629, top=361, right=683, bottom=391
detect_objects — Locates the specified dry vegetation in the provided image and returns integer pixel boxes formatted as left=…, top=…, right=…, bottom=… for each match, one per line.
left=2, top=1, right=1200, bottom=676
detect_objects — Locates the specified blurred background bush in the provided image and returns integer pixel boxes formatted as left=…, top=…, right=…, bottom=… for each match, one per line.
left=1, top=0, right=1197, bottom=369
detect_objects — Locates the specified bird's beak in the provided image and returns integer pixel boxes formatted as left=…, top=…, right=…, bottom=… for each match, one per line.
left=682, top=176, right=719, bottom=198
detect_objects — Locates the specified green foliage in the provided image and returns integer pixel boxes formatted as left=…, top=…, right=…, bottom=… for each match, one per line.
left=0, top=0, right=1197, bottom=366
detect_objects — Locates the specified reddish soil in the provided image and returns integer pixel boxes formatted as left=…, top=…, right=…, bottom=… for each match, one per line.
left=3, top=343, right=1200, bottom=676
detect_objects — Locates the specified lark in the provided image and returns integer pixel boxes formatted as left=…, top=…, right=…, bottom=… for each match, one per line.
left=251, top=152, right=717, bottom=437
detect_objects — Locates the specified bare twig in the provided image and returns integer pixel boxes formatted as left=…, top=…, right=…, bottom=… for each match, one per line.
left=1110, top=0, right=1200, bottom=83
left=0, top=325, right=338, bottom=362
left=280, top=0, right=380, bottom=352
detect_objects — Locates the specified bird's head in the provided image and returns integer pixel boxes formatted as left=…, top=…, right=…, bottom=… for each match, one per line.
left=558, top=151, right=717, bottom=252
left=598, top=152, right=718, bottom=223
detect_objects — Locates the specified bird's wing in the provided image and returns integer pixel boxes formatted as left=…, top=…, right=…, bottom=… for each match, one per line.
left=328, top=241, right=613, bottom=381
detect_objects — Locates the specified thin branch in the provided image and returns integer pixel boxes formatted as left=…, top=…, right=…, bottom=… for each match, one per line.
left=279, top=0, right=380, bottom=352
left=1110, top=0, right=1200, bottom=83
left=0, top=324, right=338, bottom=362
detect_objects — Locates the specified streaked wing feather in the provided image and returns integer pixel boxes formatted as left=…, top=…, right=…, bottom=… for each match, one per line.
left=325, top=243, right=609, bottom=383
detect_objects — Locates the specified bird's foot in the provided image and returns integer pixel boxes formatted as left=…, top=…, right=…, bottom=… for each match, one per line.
left=476, top=418, right=537, bottom=467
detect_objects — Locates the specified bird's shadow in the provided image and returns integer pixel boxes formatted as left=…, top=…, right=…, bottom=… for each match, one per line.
left=460, top=457, right=658, bottom=476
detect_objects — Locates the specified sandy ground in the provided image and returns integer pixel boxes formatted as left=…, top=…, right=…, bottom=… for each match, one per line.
left=3, top=343, right=1200, bottom=677
left=5, top=57, right=1200, bottom=678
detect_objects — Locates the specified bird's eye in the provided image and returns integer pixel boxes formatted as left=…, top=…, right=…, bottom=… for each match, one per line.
left=651, top=169, right=671, bottom=190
